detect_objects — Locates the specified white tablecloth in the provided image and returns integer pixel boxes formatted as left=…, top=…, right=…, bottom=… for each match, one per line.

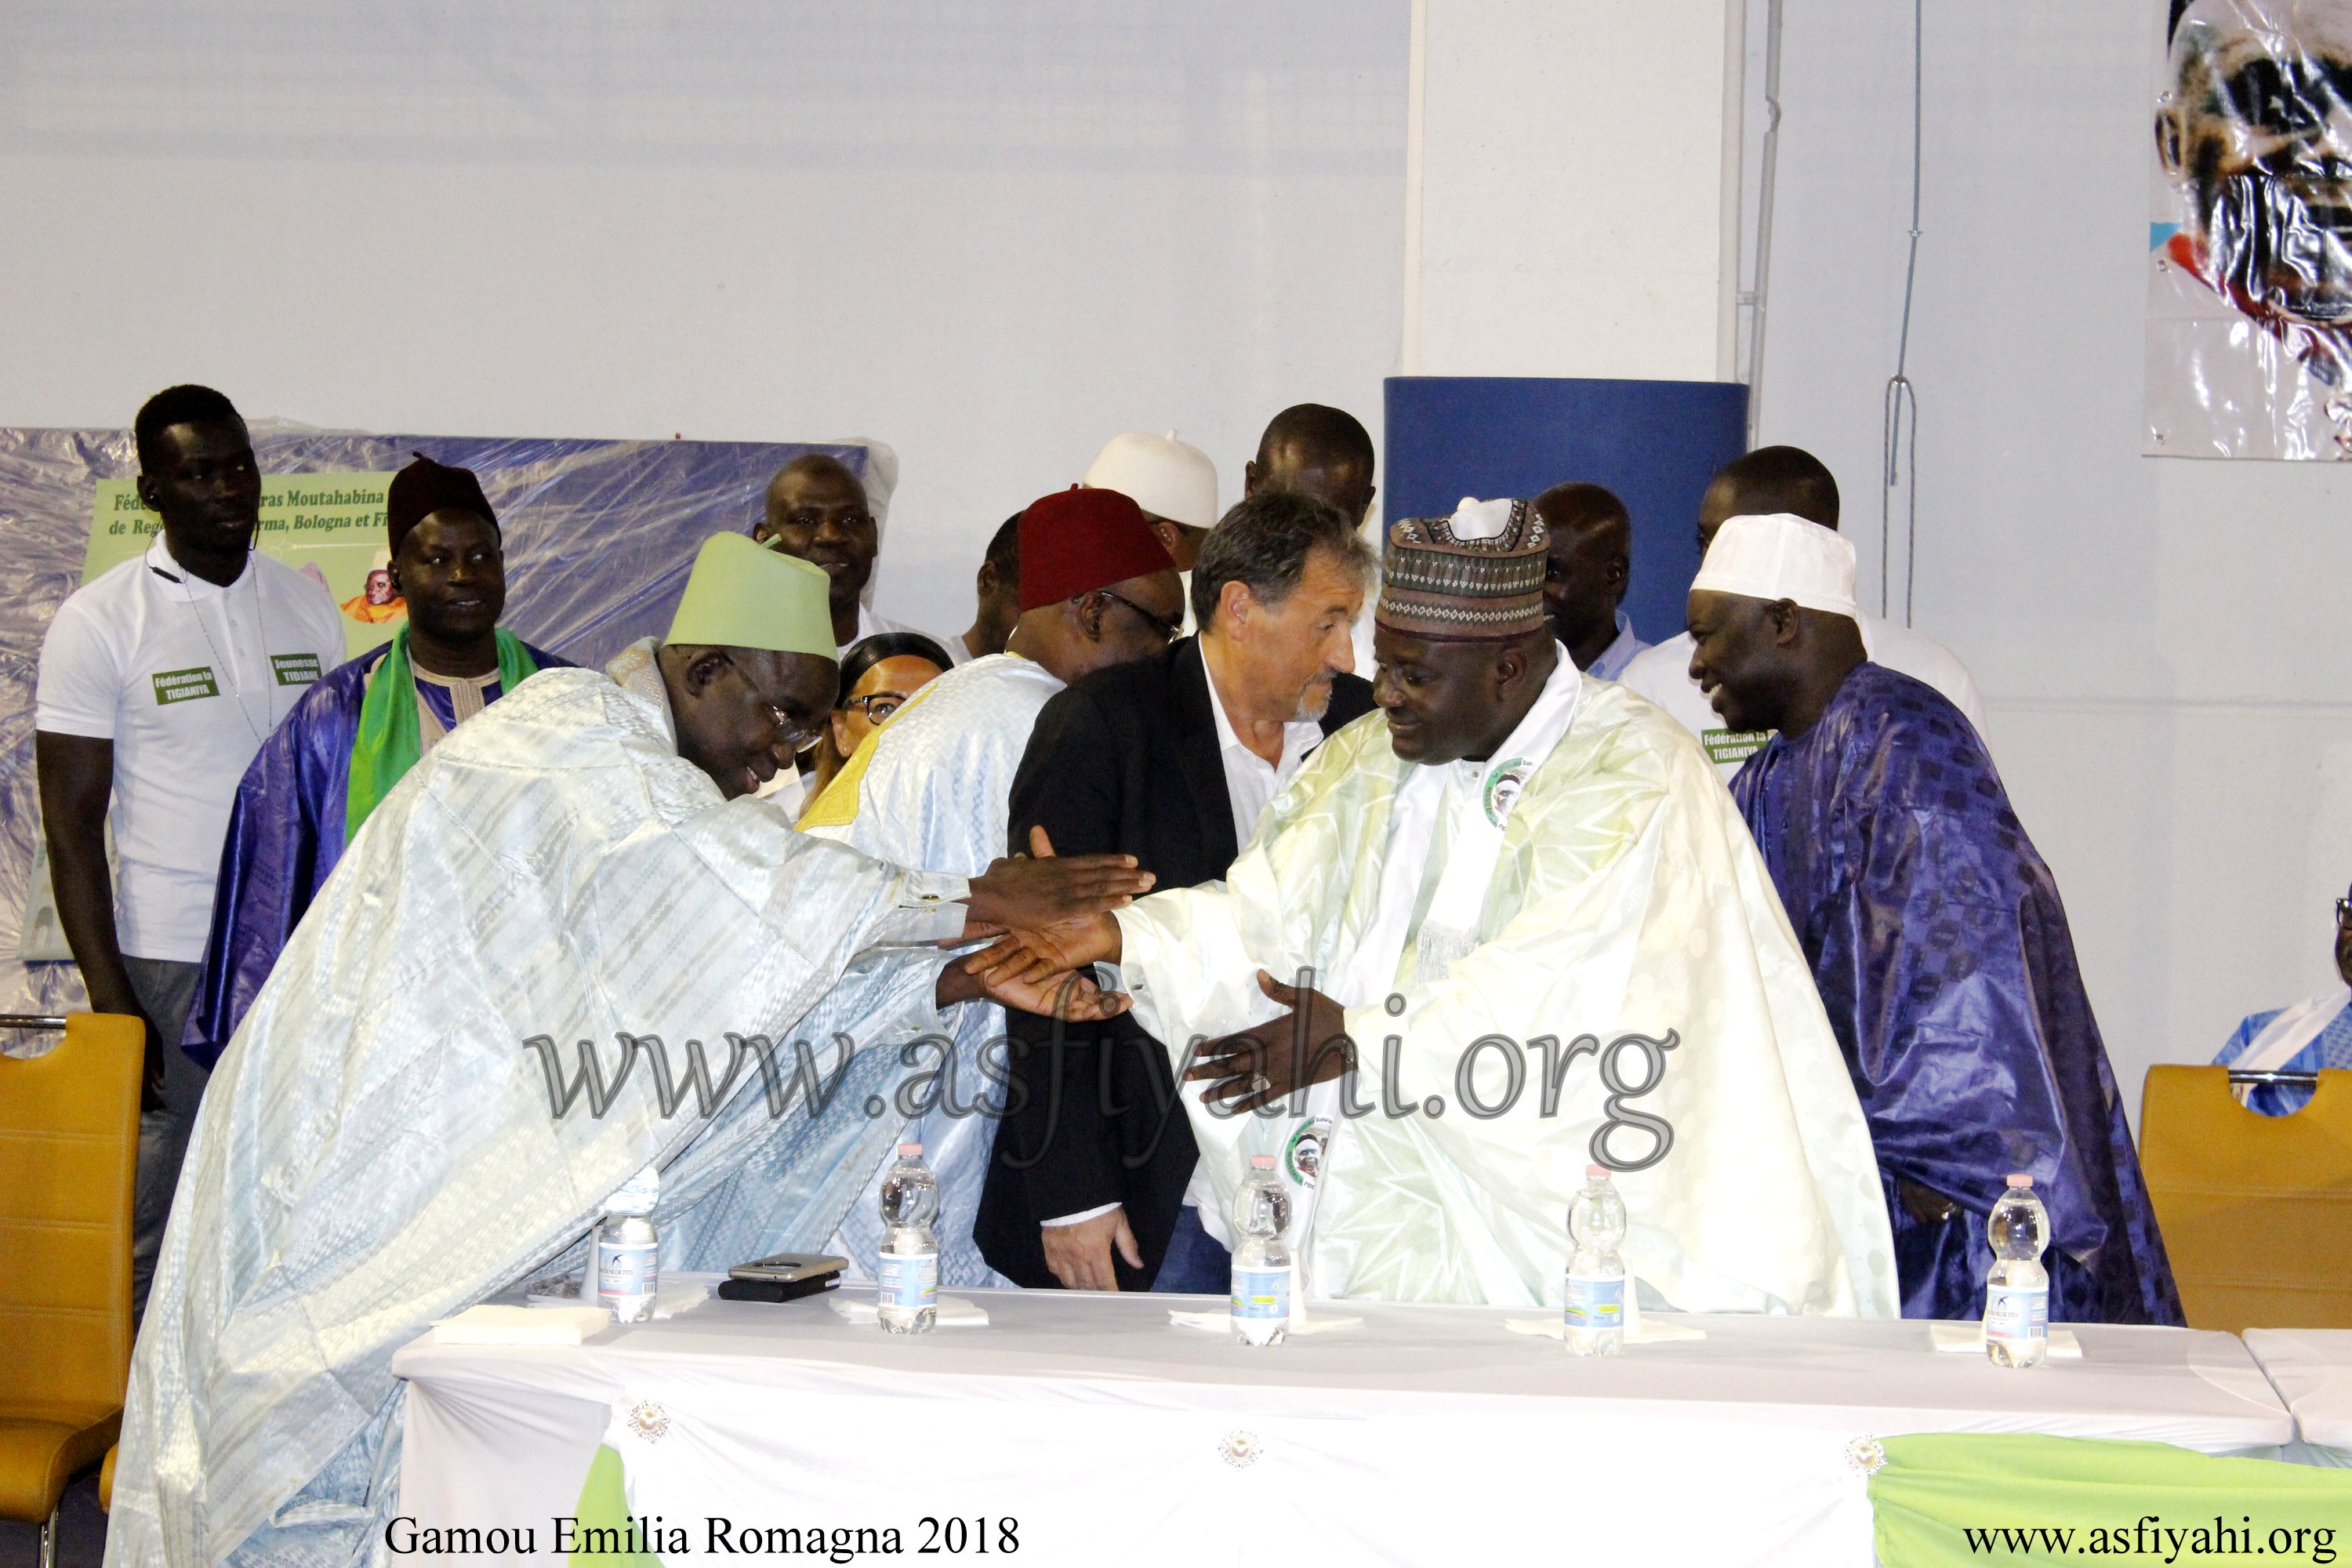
left=2245, top=1329, right=2352, bottom=1466
left=392, top=1287, right=2290, bottom=1567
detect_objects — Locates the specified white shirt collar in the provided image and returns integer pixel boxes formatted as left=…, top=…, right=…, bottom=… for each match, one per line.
left=1586, top=609, right=1642, bottom=681
left=144, top=532, right=249, bottom=598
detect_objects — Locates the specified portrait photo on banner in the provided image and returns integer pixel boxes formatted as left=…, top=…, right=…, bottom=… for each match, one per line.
left=2147, top=0, right=2352, bottom=459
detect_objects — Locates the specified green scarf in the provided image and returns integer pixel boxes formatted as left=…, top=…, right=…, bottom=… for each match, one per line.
left=346, top=626, right=539, bottom=841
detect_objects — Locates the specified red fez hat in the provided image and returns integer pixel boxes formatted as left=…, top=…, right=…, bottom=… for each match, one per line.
left=1015, top=486, right=1174, bottom=612
left=387, top=452, right=499, bottom=559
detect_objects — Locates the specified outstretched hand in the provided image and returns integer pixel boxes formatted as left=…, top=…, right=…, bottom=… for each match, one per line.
left=960, top=826, right=1128, bottom=986
left=935, top=947, right=1130, bottom=1021
left=1185, top=970, right=1355, bottom=1114
left=989, top=964, right=1131, bottom=1022
left=962, top=826, right=1153, bottom=938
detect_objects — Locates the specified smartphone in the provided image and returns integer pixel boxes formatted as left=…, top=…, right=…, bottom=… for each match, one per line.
left=728, top=1252, right=849, bottom=1283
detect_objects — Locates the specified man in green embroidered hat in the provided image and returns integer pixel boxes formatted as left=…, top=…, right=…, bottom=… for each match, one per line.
left=183, top=452, right=571, bottom=1071
left=112, top=529, right=1151, bottom=1568
left=973, top=497, right=1897, bottom=1318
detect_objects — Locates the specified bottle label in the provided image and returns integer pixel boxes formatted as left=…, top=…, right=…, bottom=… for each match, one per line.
left=877, top=1251, right=938, bottom=1312
left=1231, top=1265, right=1292, bottom=1322
left=1563, top=1272, right=1625, bottom=1330
left=1984, top=1282, right=2049, bottom=1345
left=597, top=1242, right=658, bottom=1303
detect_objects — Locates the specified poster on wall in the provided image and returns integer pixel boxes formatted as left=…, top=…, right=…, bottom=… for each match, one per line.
left=2147, top=0, right=2352, bottom=459
left=86, top=475, right=401, bottom=659
left=2, top=427, right=889, bottom=998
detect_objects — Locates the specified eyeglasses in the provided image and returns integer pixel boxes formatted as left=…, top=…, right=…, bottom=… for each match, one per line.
left=768, top=705, right=826, bottom=753
left=844, top=691, right=911, bottom=722
left=1093, top=588, right=1182, bottom=644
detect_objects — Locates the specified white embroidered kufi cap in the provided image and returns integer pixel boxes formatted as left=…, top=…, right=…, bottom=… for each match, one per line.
left=1080, top=430, right=1219, bottom=528
left=1690, top=512, right=1860, bottom=619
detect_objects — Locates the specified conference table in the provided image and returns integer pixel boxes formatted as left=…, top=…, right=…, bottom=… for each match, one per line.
left=392, top=1283, right=2292, bottom=1566
left=2245, top=1329, right=2352, bottom=1467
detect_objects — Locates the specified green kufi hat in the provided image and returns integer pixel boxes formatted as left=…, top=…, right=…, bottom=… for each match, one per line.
left=666, top=532, right=836, bottom=658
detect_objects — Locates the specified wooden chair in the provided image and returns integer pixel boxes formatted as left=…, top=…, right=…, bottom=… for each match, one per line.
left=0, top=1013, right=142, bottom=1566
left=2140, top=1064, right=2352, bottom=1331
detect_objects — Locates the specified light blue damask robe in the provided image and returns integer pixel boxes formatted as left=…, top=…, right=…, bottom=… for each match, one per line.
left=108, top=653, right=972, bottom=1568
left=800, top=652, right=1069, bottom=1287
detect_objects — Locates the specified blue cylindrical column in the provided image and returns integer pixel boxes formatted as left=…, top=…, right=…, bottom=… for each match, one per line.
left=1383, top=376, right=1749, bottom=645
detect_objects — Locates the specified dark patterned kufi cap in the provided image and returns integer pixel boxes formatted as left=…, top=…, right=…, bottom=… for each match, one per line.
left=1375, top=496, right=1548, bottom=641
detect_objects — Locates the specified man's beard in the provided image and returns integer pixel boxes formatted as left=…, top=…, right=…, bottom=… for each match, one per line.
left=1290, top=670, right=1339, bottom=723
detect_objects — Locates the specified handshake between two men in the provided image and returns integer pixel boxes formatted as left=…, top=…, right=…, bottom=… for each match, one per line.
left=943, top=827, right=1359, bottom=1294
left=954, top=827, right=1357, bottom=1112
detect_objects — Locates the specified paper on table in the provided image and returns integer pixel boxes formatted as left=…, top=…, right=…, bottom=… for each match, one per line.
left=1168, top=1308, right=1363, bottom=1335
left=524, top=1272, right=711, bottom=1320
left=434, top=1305, right=612, bottom=1345
left=1929, top=1322, right=2082, bottom=1359
left=1504, top=1316, right=1707, bottom=1345
left=652, top=1280, right=710, bottom=1320
left=830, top=1295, right=992, bottom=1327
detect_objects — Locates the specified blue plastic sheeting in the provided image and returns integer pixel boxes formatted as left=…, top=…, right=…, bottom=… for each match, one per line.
left=0, top=425, right=867, bottom=1022
left=1381, top=376, right=1750, bottom=647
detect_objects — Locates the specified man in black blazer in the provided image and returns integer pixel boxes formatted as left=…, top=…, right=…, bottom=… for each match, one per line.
left=978, top=489, right=1380, bottom=1290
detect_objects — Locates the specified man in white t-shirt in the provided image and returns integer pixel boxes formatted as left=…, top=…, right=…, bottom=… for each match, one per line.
left=34, top=384, right=344, bottom=1313
left=1619, top=445, right=1986, bottom=781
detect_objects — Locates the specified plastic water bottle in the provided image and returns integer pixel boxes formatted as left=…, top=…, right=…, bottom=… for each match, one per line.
left=1564, top=1163, right=1627, bottom=1356
left=877, top=1143, right=939, bottom=1334
left=1229, top=1155, right=1294, bottom=1346
left=1984, top=1173, right=2050, bottom=1369
left=595, top=1165, right=662, bottom=1324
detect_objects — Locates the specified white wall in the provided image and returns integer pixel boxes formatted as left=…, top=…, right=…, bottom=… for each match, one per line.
left=1756, top=0, right=2352, bottom=1119
left=6, top=0, right=2337, bottom=1121
left=0, top=1, right=1409, bottom=638
left=1407, top=0, right=1741, bottom=378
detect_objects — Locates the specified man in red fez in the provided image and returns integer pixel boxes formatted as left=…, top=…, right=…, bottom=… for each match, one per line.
left=793, top=487, right=1179, bottom=1286
left=975, top=487, right=1377, bottom=1294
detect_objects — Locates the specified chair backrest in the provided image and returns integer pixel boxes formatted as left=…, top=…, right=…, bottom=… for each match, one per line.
left=2140, top=1065, right=2352, bottom=1331
left=0, top=1012, right=141, bottom=1409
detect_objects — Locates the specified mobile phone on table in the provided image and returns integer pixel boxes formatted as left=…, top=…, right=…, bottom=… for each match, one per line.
left=720, top=1251, right=848, bottom=1305
left=728, top=1252, right=848, bottom=1283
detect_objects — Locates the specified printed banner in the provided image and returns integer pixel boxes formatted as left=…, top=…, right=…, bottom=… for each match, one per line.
left=2147, top=0, right=2352, bottom=459
left=88, top=475, right=400, bottom=658
left=6, top=428, right=890, bottom=983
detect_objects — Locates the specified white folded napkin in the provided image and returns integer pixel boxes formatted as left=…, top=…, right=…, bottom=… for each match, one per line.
left=1504, top=1315, right=1707, bottom=1345
left=652, top=1280, right=710, bottom=1320
left=522, top=1275, right=710, bottom=1321
left=1929, top=1321, right=2082, bottom=1359
left=1168, top=1307, right=1361, bottom=1335
left=829, top=1294, right=991, bottom=1327
left=434, top=1305, right=612, bottom=1345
